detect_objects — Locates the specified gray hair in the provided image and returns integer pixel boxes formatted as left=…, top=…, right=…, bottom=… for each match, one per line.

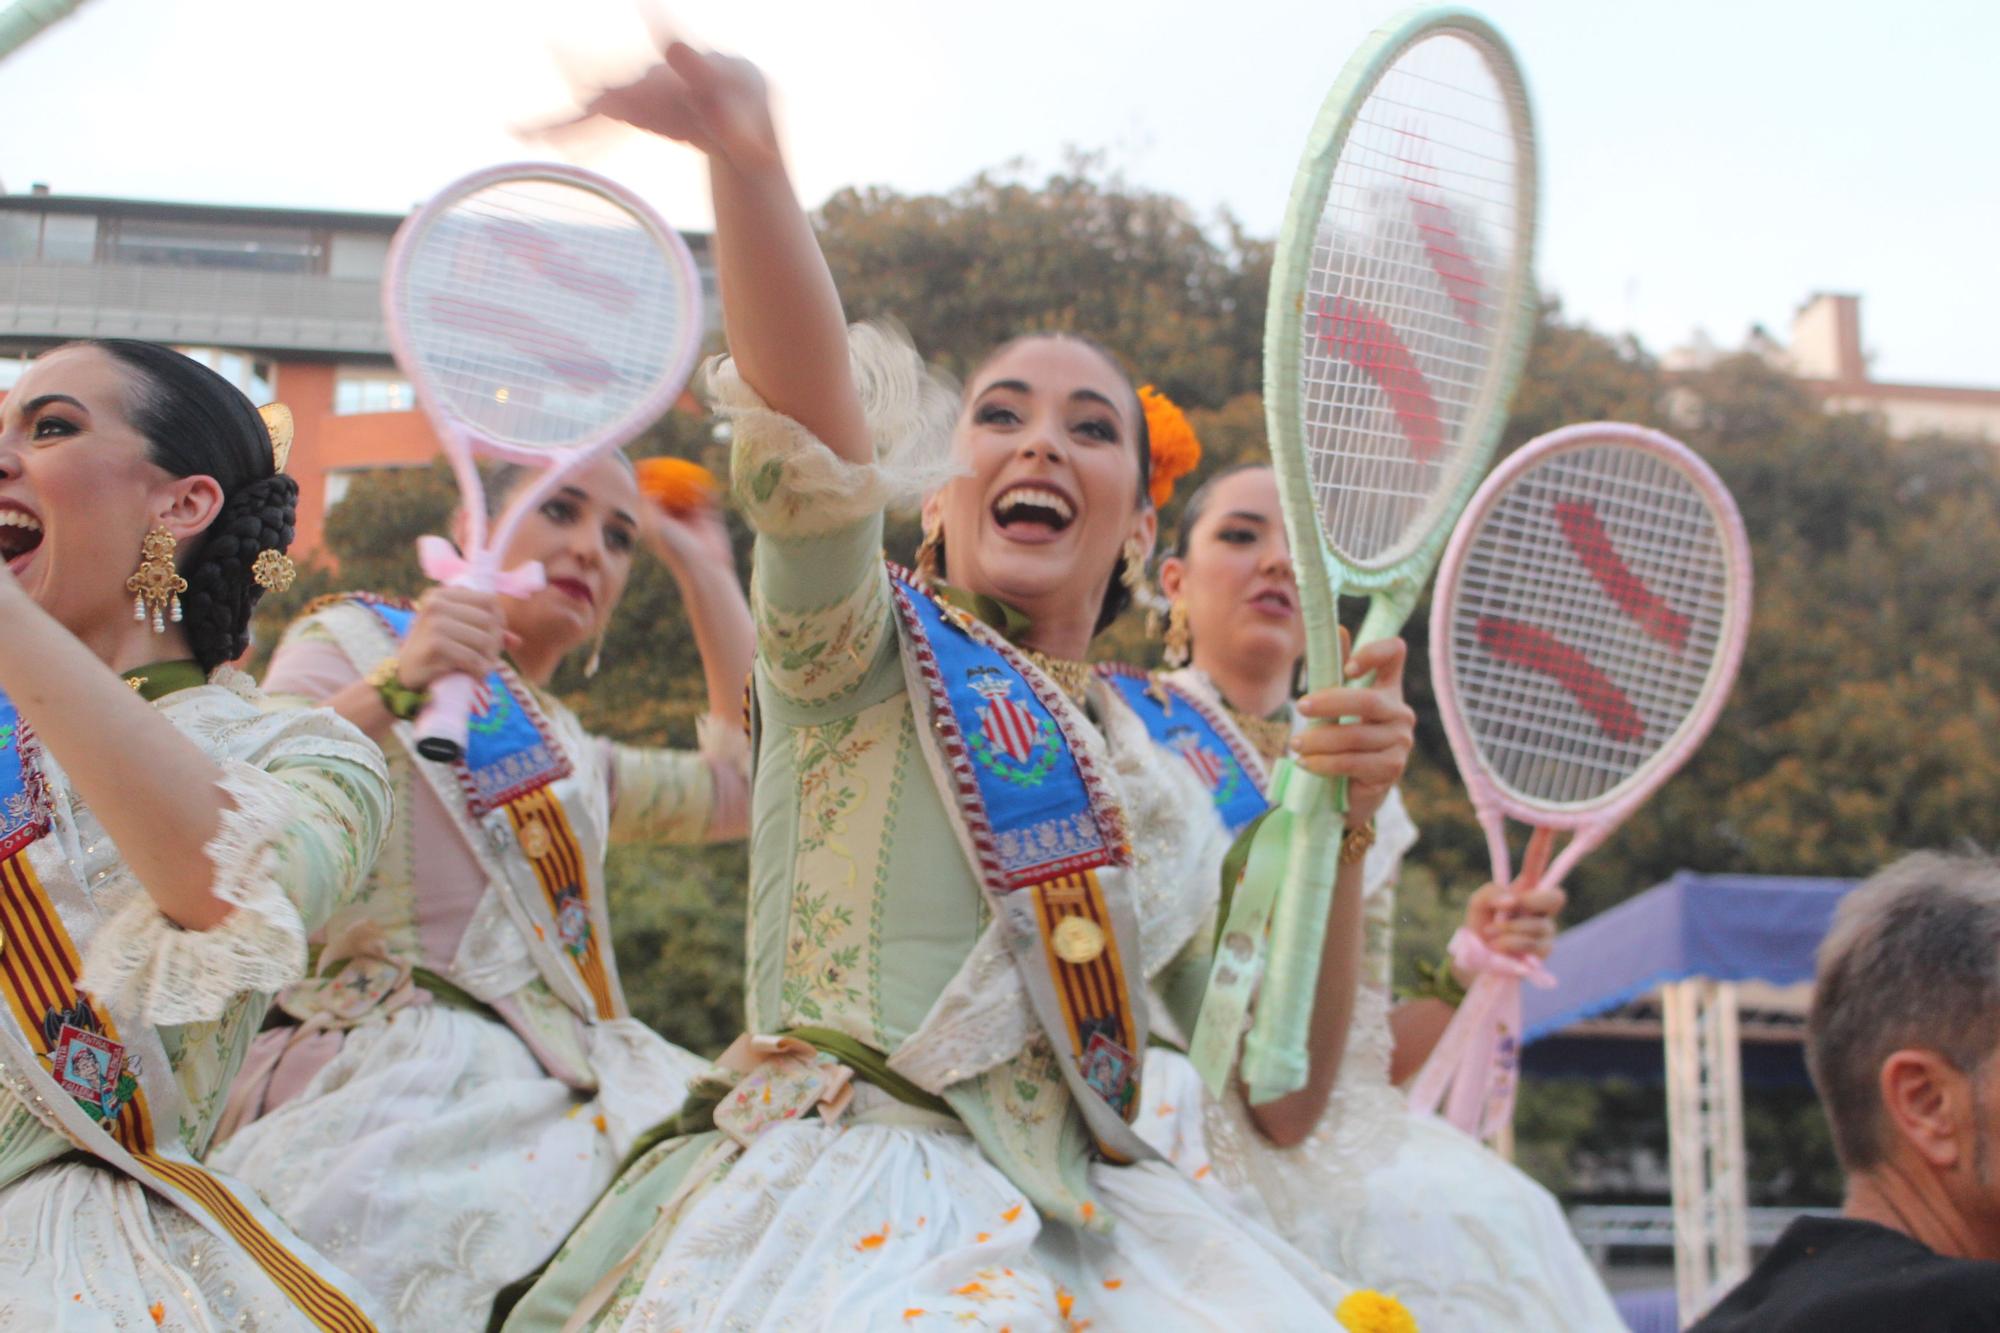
left=1807, top=850, right=2000, bottom=1170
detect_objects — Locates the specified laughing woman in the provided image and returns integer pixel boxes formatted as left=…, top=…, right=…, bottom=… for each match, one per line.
left=1114, top=461, right=1626, bottom=1330
left=497, top=46, right=1413, bottom=1332
left=0, top=340, right=389, bottom=1329
left=207, top=452, right=754, bottom=1327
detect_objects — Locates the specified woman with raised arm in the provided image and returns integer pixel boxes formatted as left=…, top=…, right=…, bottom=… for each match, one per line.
left=0, top=340, right=390, bottom=1329
left=207, top=454, right=754, bottom=1327
left=497, top=46, right=1414, bottom=1332
left=1113, top=460, right=1625, bottom=1330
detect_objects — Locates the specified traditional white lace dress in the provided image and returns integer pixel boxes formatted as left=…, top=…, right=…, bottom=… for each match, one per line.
left=0, top=667, right=390, bottom=1331
left=498, top=325, right=1354, bottom=1332
left=207, top=606, right=745, bottom=1328
left=1136, top=669, right=1627, bottom=1331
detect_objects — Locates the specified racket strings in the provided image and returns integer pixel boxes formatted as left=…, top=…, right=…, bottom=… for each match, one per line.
left=397, top=179, right=695, bottom=450
left=1301, top=31, right=1527, bottom=569
left=1448, top=445, right=1735, bottom=806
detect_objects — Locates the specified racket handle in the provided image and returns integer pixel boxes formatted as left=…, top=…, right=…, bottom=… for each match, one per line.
left=1240, top=772, right=1342, bottom=1102
left=413, top=673, right=478, bottom=763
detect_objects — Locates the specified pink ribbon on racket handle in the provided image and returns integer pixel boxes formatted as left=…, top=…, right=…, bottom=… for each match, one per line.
left=410, top=536, right=548, bottom=763
left=1405, top=927, right=1556, bottom=1143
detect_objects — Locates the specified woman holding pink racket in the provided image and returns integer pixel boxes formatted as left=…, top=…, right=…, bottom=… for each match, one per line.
left=207, top=452, right=753, bottom=1328
left=1111, top=460, right=1625, bottom=1331
left=495, top=44, right=1413, bottom=1333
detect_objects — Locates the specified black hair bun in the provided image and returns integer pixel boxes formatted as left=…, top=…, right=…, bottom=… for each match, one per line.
left=179, top=474, right=301, bottom=670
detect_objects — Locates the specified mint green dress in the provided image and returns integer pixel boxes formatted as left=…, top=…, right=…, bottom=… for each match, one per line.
left=502, top=326, right=1350, bottom=1332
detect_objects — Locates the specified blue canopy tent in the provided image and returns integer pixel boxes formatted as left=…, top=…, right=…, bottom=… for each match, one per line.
left=1515, top=872, right=1860, bottom=1326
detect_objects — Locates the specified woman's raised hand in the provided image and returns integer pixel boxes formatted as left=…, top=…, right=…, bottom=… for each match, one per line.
left=581, top=43, right=782, bottom=174
left=1292, top=633, right=1417, bottom=829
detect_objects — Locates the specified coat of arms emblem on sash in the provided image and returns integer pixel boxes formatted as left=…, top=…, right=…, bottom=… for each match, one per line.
left=1167, top=725, right=1243, bottom=803
left=42, top=998, right=139, bottom=1124
left=966, top=667, right=1057, bottom=785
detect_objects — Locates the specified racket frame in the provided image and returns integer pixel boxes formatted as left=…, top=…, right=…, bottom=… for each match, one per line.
left=1239, top=5, right=1540, bottom=1101
left=381, top=161, right=704, bottom=760
left=1429, top=422, right=1754, bottom=896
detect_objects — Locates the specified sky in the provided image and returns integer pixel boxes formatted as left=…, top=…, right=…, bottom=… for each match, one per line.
left=3, top=0, right=1994, bottom=386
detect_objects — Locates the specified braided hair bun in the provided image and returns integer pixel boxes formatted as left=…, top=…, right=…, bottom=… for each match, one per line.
left=78, top=340, right=296, bottom=670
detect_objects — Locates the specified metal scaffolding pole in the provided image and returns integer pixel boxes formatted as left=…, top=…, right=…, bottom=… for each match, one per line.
left=1662, top=978, right=1751, bottom=1327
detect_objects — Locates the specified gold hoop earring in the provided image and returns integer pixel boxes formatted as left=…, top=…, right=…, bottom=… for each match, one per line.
left=1162, top=600, right=1191, bottom=669
left=127, top=527, right=187, bottom=634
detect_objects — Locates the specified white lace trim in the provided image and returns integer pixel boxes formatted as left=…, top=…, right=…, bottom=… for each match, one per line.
left=79, top=759, right=310, bottom=1025
left=714, top=320, right=962, bottom=537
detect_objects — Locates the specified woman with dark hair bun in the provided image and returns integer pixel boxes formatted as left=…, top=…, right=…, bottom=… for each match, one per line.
left=0, top=339, right=390, bottom=1328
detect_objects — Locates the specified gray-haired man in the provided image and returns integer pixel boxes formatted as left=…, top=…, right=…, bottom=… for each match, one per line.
left=1694, top=852, right=2000, bottom=1330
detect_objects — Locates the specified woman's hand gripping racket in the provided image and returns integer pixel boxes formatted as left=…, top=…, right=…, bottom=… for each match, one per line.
left=1191, top=7, right=1541, bottom=1104
left=384, top=163, right=704, bottom=761
left=1407, top=422, right=1753, bottom=1140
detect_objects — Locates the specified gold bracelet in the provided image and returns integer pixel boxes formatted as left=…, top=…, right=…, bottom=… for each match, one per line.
left=1338, top=819, right=1377, bottom=866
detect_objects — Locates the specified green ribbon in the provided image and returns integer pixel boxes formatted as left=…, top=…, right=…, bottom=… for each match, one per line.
left=121, top=659, right=207, bottom=702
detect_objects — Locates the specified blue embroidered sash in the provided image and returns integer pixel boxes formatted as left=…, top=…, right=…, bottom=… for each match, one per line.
left=361, top=600, right=569, bottom=814
left=356, top=599, right=618, bottom=1020
left=888, top=569, right=1153, bottom=1160
left=1097, top=666, right=1271, bottom=834
left=0, top=691, right=50, bottom=861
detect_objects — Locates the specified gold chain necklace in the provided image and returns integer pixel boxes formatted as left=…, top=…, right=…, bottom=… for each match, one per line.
left=1021, top=649, right=1094, bottom=708
left=1222, top=703, right=1293, bottom=770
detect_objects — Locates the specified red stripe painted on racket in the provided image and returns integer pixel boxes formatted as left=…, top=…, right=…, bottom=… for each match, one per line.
left=487, top=219, right=638, bottom=315
left=1553, top=499, right=1691, bottom=650
left=1475, top=615, right=1646, bottom=743
left=423, top=295, right=618, bottom=390
left=1310, top=296, right=1445, bottom=462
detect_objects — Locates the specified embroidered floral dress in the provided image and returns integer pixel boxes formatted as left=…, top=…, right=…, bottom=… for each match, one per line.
left=1135, top=667, right=1627, bottom=1331
left=500, top=326, right=1352, bottom=1332
left=0, top=667, right=390, bottom=1331
left=206, top=602, right=747, bottom=1329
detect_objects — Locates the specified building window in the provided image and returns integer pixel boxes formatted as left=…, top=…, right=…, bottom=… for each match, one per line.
left=334, top=370, right=415, bottom=416
left=105, top=218, right=324, bottom=274
left=175, top=347, right=275, bottom=404
left=0, top=212, right=99, bottom=263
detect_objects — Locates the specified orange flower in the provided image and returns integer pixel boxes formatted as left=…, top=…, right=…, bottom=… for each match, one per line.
left=855, top=1222, right=892, bottom=1251
left=636, top=457, right=721, bottom=513
left=1102, top=1278, right=1123, bottom=1291
left=1000, top=1203, right=1024, bottom=1224
left=1138, top=385, right=1201, bottom=510
left=902, top=1309, right=926, bottom=1322
left=149, top=1304, right=166, bottom=1325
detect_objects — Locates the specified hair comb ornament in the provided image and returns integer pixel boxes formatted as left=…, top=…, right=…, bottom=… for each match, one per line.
left=259, top=403, right=294, bottom=475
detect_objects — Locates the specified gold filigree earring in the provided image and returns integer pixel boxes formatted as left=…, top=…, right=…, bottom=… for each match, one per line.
left=128, top=527, right=187, bottom=633
left=915, top=521, right=943, bottom=586
left=1162, top=600, right=1191, bottom=668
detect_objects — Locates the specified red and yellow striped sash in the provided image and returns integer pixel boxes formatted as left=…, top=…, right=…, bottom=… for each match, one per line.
left=0, top=850, right=375, bottom=1332
left=505, top=787, right=617, bottom=1021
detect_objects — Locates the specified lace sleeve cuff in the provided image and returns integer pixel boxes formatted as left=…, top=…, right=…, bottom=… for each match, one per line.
left=716, top=320, right=961, bottom=540
left=80, top=759, right=311, bottom=1025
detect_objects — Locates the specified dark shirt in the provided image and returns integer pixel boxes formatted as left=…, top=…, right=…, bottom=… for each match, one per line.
left=1691, top=1215, right=2000, bottom=1333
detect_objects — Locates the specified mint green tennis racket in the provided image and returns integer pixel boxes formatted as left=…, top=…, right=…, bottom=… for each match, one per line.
left=1191, top=7, right=1539, bottom=1104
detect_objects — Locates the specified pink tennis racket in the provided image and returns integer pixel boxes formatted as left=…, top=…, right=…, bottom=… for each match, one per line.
left=384, top=163, right=704, bottom=761
left=1409, top=422, right=1752, bottom=1139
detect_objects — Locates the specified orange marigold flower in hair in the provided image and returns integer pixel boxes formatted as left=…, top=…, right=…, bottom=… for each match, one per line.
left=1336, top=1289, right=1419, bottom=1333
left=636, top=457, right=722, bottom=513
left=1138, top=385, right=1201, bottom=510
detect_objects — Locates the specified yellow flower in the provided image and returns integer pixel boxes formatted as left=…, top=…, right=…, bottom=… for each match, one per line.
left=1138, top=385, right=1201, bottom=510
left=1336, top=1289, right=1419, bottom=1333
left=636, top=456, right=722, bottom=513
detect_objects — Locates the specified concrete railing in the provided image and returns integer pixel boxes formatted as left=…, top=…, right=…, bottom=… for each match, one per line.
left=0, top=261, right=390, bottom=355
